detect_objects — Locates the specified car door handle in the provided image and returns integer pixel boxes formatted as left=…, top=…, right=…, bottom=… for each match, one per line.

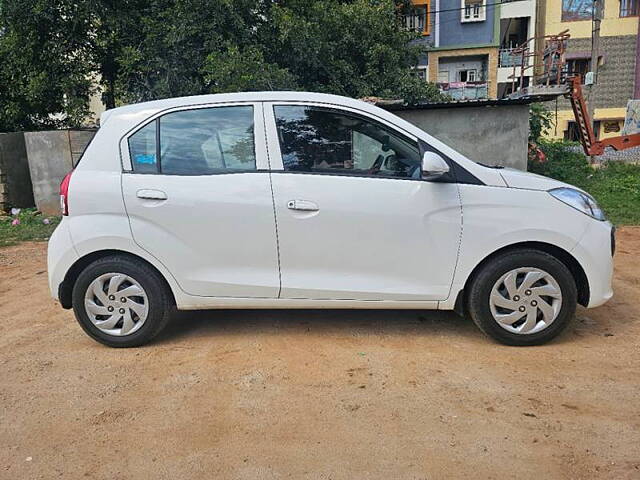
left=287, top=199, right=319, bottom=212
left=136, top=189, right=168, bottom=200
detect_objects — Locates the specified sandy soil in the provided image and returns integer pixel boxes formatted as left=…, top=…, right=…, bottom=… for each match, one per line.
left=1, top=229, right=639, bottom=480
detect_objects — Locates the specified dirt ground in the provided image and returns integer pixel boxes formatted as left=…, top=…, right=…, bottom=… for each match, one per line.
left=0, top=229, right=639, bottom=480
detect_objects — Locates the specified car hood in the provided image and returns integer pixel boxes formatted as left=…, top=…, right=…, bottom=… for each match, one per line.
left=498, top=167, right=575, bottom=192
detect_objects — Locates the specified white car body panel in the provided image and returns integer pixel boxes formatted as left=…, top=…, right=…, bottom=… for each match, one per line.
left=439, top=184, right=595, bottom=309
left=268, top=173, right=461, bottom=300
left=569, top=218, right=615, bottom=308
left=47, top=91, right=614, bottom=314
left=499, top=167, right=575, bottom=191
left=121, top=172, right=280, bottom=298
left=119, top=102, right=280, bottom=298
left=262, top=100, right=462, bottom=301
left=47, top=218, right=79, bottom=296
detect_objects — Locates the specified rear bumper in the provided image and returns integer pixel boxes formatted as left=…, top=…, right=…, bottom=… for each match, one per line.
left=571, top=220, right=614, bottom=308
left=47, top=218, right=79, bottom=302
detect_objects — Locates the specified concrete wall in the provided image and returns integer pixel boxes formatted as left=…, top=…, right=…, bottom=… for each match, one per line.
left=24, top=130, right=96, bottom=215
left=390, top=103, right=529, bottom=170
left=0, top=133, right=35, bottom=211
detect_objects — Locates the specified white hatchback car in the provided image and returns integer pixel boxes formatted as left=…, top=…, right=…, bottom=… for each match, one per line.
left=48, top=92, right=614, bottom=347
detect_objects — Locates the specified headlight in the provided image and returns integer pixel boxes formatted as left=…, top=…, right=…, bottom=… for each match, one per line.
left=548, top=187, right=606, bottom=221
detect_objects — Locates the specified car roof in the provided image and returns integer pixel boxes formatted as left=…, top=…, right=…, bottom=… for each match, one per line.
left=101, top=91, right=372, bottom=124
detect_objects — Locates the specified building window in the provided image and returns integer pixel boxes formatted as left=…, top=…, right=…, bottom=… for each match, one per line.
left=565, top=121, right=601, bottom=141
left=564, top=121, right=580, bottom=142
left=458, top=69, right=477, bottom=82
left=567, top=58, right=589, bottom=78
left=561, top=0, right=593, bottom=21
left=603, top=121, right=622, bottom=133
left=413, top=67, right=428, bottom=81
left=620, top=0, right=640, bottom=17
left=461, top=0, right=485, bottom=22
left=404, top=0, right=430, bottom=35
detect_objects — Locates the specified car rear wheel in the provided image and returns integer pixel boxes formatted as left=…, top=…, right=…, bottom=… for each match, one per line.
left=72, top=256, right=172, bottom=347
left=467, top=249, right=577, bottom=346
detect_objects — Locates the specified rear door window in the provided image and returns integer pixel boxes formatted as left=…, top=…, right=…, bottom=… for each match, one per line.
left=128, top=105, right=256, bottom=175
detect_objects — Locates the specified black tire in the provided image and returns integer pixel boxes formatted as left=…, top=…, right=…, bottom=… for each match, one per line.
left=72, top=255, right=173, bottom=347
left=467, top=249, right=577, bottom=346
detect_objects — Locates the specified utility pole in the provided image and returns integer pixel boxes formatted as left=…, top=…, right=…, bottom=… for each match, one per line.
left=588, top=0, right=603, bottom=162
left=635, top=13, right=640, bottom=99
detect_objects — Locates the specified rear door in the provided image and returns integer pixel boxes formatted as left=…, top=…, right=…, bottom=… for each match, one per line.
left=120, top=102, right=280, bottom=298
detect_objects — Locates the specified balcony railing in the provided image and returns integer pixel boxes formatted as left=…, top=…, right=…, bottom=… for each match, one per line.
left=499, top=48, right=524, bottom=68
left=437, top=81, right=489, bottom=100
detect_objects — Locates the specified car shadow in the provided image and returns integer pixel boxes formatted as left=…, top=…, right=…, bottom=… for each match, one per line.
left=154, top=308, right=479, bottom=345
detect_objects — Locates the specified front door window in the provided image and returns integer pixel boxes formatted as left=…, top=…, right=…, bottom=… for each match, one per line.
left=273, top=105, right=422, bottom=179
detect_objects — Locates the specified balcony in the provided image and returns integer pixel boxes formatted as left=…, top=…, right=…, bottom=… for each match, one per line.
left=499, top=48, right=524, bottom=68
left=437, top=81, right=489, bottom=100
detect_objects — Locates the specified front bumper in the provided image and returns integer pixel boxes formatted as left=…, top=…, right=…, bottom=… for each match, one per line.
left=571, top=219, right=614, bottom=308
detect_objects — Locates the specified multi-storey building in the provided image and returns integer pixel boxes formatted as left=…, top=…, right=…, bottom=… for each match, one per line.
left=407, top=0, right=538, bottom=100
left=536, top=0, right=639, bottom=141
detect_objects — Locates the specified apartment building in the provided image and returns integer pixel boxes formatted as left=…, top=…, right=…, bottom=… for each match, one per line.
left=536, top=0, right=640, bottom=141
left=407, top=0, right=538, bottom=100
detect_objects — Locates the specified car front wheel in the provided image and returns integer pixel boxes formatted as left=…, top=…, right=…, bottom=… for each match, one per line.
left=72, top=255, right=172, bottom=347
left=467, top=249, right=578, bottom=346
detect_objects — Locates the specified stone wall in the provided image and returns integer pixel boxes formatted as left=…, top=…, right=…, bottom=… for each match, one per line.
left=0, top=133, right=35, bottom=211
left=557, top=35, right=638, bottom=111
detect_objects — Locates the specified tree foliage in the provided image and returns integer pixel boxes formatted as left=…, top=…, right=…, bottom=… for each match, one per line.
left=0, top=0, right=94, bottom=131
left=529, top=103, right=553, bottom=142
left=1, top=0, right=448, bottom=132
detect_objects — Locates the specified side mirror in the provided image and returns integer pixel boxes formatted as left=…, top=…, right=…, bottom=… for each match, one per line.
left=421, top=151, right=450, bottom=180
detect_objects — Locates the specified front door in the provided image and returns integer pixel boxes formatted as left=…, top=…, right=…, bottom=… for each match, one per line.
left=121, top=103, right=279, bottom=298
left=265, top=103, right=462, bottom=301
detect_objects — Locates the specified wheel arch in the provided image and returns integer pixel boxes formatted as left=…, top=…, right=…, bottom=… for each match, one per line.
left=454, top=241, right=590, bottom=315
left=58, top=249, right=177, bottom=309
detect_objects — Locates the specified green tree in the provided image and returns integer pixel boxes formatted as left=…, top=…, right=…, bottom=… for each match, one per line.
left=259, top=0, right=447, bottom=103
left=1, top=0, right=447, bottom=131
left=202, top=44, right=297, bottom=93
left=110, top=0, right=447, bottom=103
left=110, top=0, right=264, bottom=103
left=0, top=0, right=94, bottom=131
left=529, top=103, right=553, bottom=142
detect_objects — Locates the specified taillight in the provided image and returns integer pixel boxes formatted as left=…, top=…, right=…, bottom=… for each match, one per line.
left=60, top=170, right=74, bottom=216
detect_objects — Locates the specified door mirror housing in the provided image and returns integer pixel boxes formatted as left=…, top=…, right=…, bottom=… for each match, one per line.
left=421, top=152, right=450, bottom=181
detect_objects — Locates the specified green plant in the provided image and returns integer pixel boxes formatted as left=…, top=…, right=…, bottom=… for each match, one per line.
left=529, top=103, right=553, bottom=142
left=0, top=208, right=61, bottom=247
left=528, top=140, right=592, bottom=184
left=587, top=162, right=640, bottom=226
